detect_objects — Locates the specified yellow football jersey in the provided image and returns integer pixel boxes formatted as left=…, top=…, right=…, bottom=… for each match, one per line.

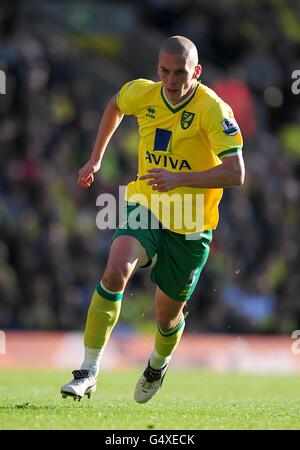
left=117, top=78, right=243, bottom=234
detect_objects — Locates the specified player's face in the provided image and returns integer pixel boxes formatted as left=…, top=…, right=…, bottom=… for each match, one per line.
left=158, top=52, right=202, bottom=104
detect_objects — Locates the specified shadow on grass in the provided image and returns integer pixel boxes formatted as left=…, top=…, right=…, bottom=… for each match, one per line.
left=0, top=402, right=88, bottom=410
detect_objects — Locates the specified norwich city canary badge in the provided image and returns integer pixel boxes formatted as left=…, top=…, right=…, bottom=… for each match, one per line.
left=181, top=111, right=195, bottom=129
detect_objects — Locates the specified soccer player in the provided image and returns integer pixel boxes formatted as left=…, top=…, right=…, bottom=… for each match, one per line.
left=61, top=36, right=244, bottom=402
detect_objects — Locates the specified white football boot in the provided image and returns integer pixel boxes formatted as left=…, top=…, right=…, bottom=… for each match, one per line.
left=61, top=369, right=97, bottom=401
left=134, top=361, right=169, bottom=404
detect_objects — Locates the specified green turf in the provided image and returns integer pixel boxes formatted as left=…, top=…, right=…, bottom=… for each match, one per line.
left=0, top=370, right=299, bottom=429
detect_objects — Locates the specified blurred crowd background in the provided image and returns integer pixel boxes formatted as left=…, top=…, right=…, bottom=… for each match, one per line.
left=0, top=0, right=299, bottom=334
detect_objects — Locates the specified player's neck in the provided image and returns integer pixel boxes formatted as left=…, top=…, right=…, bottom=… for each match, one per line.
left=163, top=82, right=197, bottom=108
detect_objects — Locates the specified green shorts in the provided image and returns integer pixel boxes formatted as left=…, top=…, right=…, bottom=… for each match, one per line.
left=112, top=203, right=212, bottom=301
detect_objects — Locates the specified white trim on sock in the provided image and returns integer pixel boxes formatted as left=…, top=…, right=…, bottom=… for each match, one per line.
left=100, top=280, right=123, bottom=295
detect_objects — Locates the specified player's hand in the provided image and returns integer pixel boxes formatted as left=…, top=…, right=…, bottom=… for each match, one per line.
left=139, top=168, right=180, bottom=192
left=77, top=160, right=101, bottom=188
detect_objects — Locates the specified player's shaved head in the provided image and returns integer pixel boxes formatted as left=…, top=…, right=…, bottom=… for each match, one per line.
left=159, top=36, right=198, bottom=67
left=158, top=36, right=202, bottom=104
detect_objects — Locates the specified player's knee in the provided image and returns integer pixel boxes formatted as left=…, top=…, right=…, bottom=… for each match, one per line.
left=156, top=312, right=179, bottom=333
left=102, top=262, right=132, bottom=292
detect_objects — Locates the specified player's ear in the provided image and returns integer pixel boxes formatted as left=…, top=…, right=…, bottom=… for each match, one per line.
left=194, top=65, right=202, bottom=80
left=157, top=63, right=160, bottom=78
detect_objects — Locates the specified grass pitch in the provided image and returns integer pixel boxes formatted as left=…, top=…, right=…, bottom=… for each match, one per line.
left=0, top=369, right=299, bottom=430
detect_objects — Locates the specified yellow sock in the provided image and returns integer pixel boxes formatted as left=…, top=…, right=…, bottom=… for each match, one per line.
left=84, top=281, right=122, bottom=350
left=155, top=316, right=185, bottom=357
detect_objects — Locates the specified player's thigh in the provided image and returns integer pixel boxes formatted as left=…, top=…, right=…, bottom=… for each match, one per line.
left=155, top=286, right=186, bottom=330
left=105, top=235, right=149, bottom=274
left=111, top=203, right=160, bottom=274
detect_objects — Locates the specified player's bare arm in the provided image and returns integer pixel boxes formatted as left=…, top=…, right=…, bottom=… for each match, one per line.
left=77, top=93, right=124, bottom=188
left=139, top=153, right=245, bottom=192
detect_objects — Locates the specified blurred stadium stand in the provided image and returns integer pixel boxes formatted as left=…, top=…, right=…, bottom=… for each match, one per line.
left=2, top=331, right=300, bottom=374
left=0, top=0, right=300, bottom=346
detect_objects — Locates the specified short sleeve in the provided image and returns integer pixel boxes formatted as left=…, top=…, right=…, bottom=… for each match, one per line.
left=203, top=100, right=243, bottom=159
left=117, top=79, right=153, bottom=116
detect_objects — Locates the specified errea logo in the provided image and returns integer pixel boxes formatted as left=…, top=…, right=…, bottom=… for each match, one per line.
left=146, top=106, right=156, bottom=119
